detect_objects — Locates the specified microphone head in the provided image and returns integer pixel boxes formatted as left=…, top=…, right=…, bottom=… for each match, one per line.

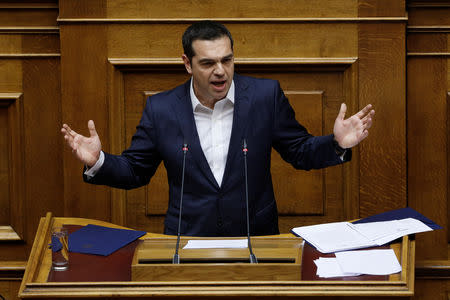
left=182, top=142, right=189, bottom=152
left=242, top=138, right=248, bottom=150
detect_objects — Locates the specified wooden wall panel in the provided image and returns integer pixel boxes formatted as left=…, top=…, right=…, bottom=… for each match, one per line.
left=407, top=1, right=450, bottom=299
left=358, top=22, right=407, bottom=217
left=60, top=24, right=111, bottom=221
left=0, top=2, right=61, bottom=299
left=105, top=0, right=359, bottom=19
left=407, top=1, right=449, bottom=260
left=106, top=23, right=358, bottom=59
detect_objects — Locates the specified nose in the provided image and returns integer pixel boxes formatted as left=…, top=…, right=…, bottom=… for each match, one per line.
left=214, top=63, right=225, bottom=76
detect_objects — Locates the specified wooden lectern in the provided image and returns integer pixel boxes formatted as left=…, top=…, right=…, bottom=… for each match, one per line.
left=19, top=213, right=415, bottom=299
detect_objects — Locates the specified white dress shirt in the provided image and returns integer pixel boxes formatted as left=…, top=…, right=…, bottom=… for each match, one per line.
left=190, top=79, right=235, bottom=186
left=86, top=79, right=235, bottom=187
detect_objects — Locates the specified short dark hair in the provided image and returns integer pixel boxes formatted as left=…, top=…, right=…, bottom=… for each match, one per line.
left=182, top=20, right=234, bottom=61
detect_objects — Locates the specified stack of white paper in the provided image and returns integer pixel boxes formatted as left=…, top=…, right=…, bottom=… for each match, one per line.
left=314, top=249, right=401, bottom=278
left=292, top=217, right=432, bottom=253
left=350, top=218, right=432, bottom=246
left=335, top=249, right=402, bottom=275
left=314, top=257, right=361, bottom=278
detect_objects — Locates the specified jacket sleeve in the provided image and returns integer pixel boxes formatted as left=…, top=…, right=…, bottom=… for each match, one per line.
left=84, top=96, right=162, bottom=189
left=271, top=81, right=351, bottom=170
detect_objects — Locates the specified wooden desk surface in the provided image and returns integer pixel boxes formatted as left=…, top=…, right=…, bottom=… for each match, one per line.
left=19, top=213, right=415, bottom=299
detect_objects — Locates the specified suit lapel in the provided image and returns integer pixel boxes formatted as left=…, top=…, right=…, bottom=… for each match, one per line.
left=222, top=74, right=252, bottom=188
left=172, top=80, right=219, bottom=189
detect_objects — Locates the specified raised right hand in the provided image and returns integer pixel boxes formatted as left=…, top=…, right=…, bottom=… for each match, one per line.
left=61, top=120, right=102, bottom=167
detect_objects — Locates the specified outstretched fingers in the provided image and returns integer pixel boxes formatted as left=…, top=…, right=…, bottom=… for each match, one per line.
left=337, top=103, right=347, bottom=121
left=355, top=104, right=373, bottom=119
left=87, top=120, right=98, bottom=138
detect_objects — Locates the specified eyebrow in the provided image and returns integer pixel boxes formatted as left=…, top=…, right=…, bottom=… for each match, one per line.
left=198, top=54, right=234, bottom=64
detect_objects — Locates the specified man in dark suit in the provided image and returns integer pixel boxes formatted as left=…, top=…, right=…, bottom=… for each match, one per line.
left=61, top=21, right=374, bottom=236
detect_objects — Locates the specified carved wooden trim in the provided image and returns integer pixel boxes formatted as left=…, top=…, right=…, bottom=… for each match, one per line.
left=448, top=93, right=450, bottom=245
left=108, top=58, right=357, bottom=73
left=0, top=26, right=59, bottom=34
left=407, top=1, right=450, bottom=8
left=0, top=3, right=58, bottom=9
left=408, top=26, right=450, bottom=33
left=109, top=57, right=357, bottom=65
left=415, top=260, right=450, bottom=279
left=0, top=54, right=60, bottom=58
left=0, top=93, right=25, bottom=241
left=407, top=53, right=450, bottom=57
left=0, top=261, right=27, bottom=280
left=0, top=226, right=20, bottom=241
left=57, top=17, right=408, bottom=24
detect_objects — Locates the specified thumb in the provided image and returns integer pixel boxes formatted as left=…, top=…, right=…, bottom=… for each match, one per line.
left=337, top=103, right=347, bottom=121
left=87, top=120, right=98, bottom=138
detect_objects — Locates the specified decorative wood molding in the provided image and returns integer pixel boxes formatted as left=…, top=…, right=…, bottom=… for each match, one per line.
left=408, top=26, right=450, bottom=33
left=407, top=52, right=450, bottom=57
left=0, top=26, right=59, bottom=34
left=0, top=261, right=27, bottom=280
left=108, top=58, right=358, bottom=73
left=0, top=3, right=58, bottom=9
left=0, top=54, right=60, bottom=58
left=415, top=260, right=450, bottom=279
left=57, top=17, right=408, bottom=24
left=109, top=57, right=358, bottom=66
left=407, top=2, right=450, bottom=8
left=0, top=226, right=21, bottom=241
left=0, top=93, right=25, bottom=241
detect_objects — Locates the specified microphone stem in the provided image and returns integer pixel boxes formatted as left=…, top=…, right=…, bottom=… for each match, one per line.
left=243, top=141, right=257, bottom=263
left=173, top=145, right=188, bottom=264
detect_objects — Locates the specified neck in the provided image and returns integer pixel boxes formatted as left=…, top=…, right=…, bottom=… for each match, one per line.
left=196, top=93, right=218, bottom=109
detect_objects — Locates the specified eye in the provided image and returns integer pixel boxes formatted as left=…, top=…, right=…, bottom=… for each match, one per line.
left=200, top=61, right=214, bottom=67
left=222, top=57, right=233, bottom=64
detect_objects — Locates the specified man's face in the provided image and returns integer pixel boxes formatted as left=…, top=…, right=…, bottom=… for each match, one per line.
left=182, top=36, right=234, bottom=106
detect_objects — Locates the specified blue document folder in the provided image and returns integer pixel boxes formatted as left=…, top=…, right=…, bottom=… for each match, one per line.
left=68, top=224, right=146, bottom=256
left=352, top=207, right=442, bottom=230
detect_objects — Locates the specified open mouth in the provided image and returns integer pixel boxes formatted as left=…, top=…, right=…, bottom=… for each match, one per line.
left=211, top=80, right=226, bottom=89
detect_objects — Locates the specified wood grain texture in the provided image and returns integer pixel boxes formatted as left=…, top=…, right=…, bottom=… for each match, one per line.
left=60, top=24, right=110, bottom=221
left=105, top=0, right=359, bottom=19
left=358, top=22, right=407, bottom=217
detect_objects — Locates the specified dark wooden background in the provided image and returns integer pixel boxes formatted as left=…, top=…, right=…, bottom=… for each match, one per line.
left=0, top=0, right=448, bottom=299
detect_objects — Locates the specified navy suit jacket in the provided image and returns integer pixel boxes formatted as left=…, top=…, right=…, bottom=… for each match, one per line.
left=85, top=74, right=350, bottom=236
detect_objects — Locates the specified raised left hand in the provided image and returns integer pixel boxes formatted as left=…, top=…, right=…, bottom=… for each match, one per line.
left=333, top=103, right=375, bottom=149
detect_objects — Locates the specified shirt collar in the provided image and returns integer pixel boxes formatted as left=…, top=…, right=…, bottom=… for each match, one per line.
left=190, top=78, right=235, bottom=111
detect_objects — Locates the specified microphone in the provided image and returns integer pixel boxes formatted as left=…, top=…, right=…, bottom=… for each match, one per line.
left=242, top=139, right=258, bottom=264
left=173, top=143, right=189, bottom=264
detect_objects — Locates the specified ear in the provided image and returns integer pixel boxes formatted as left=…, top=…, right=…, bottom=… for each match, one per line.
left=182, top=54, right=192, bottom=75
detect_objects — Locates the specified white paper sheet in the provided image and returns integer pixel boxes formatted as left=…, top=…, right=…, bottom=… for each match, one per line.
left=292, top=218, right=433, bottom=253
left=335, top=249, right=402, bottom=275
left=183, top=239, right=248, bottom=249
left=349, top=218, right=432, bottom=246
left=314, top=257, right=361, bottom=278
left=292, top=222, right=376, bottom=253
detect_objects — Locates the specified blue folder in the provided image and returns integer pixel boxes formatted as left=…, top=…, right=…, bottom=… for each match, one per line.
left=68, top=224, right=146, bottom=256
left=352, top=207, right=442, bottom=230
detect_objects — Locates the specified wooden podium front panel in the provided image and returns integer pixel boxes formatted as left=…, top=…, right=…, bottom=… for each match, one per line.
left=131, top=237, right=303, bottom=281
left=19, top=215, right=415, bottom=299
